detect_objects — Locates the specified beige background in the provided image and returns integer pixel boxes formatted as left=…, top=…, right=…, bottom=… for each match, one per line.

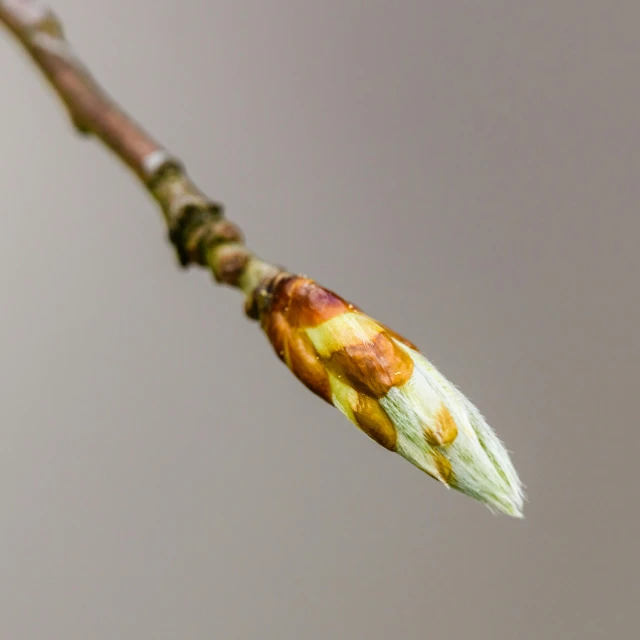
left=1, top=1, right=638, bottom=638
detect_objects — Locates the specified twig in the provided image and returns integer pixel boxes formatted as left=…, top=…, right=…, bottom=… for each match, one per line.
left=0, top=0, right=281, bottom=311
left=1, top=0, right=526, bottom=517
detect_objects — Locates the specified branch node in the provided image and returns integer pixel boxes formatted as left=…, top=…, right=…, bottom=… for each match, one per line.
left=210, top=243, right=250, bottom=286
left=147, top=162, right=225, bottom=266
left=72, top=120, right=91, bottom=135
left=244, top=271, right=285, bottom=320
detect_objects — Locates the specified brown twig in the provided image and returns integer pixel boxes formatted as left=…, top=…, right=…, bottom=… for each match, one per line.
left=0, top=0, right=281, bottom=311
left=1, top=2, right=527, bottom=517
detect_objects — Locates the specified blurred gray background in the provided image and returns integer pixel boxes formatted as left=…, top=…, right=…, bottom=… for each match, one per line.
left=1, top=1, right=638, bottom=638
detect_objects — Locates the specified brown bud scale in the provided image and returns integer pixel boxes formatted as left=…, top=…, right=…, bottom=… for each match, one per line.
left=352, top=394, right=398, bottom=451
left=273, top=277, right=352, bottom=329
left=284, top=330, right=332, bottom=403
left=325, top=332, right=414, bottom=399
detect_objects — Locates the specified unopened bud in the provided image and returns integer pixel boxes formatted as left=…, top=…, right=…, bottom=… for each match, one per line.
left=258, top=274, right=525, bottom=517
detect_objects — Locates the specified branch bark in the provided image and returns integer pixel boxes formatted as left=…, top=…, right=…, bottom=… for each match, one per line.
left=0, top=0, right=281, bottom=312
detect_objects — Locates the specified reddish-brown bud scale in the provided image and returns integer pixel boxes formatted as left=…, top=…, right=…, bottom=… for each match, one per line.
left=272, top=276, right=351, bottom=329
left=261, top=277, right=338, bottom=403
left=325, top=333, right=413, bottom=399
left=284, top=330, right=332, bottom=403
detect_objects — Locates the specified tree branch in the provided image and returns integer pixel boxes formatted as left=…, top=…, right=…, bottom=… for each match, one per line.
left=1, top=1, right=526, bottom=517
left=0, top=0, right=281, bottom=310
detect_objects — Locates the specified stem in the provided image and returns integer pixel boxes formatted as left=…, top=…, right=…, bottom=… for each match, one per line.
left=0, top=0, right=282, bottom=310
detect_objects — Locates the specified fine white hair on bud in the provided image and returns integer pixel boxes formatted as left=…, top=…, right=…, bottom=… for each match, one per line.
left=385, top=341, right=525, bottom=517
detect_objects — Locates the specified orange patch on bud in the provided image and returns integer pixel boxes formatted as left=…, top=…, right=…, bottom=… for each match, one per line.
left=352, top=394, right=397, bottom=451
left=424, top=405, right=459, bottom=446
left=432, top=450, right=454, bottom=484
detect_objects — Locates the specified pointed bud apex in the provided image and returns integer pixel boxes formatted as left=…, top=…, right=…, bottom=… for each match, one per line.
left=256, top=274, right=525, bottom=517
